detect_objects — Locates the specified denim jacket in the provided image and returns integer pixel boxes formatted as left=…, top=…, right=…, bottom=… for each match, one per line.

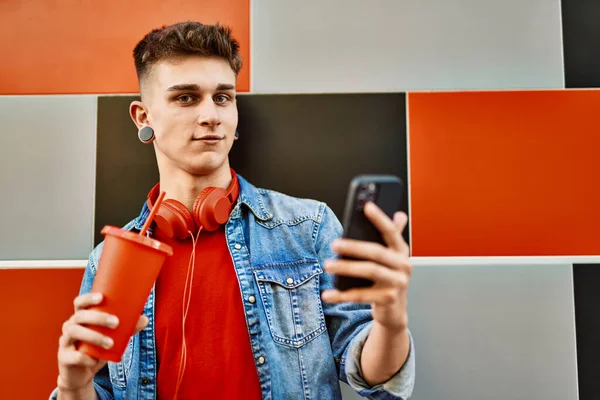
left=50, top=174, right=415, bottom=399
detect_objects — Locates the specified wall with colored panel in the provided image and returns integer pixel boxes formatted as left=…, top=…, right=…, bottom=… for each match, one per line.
left=0, top=267, right=84, bottom=399
left=0, top=0, right=250, bottom=94
left=1, top=0, right=600, bottom=399
left=408, top=90, right=600, bottom=257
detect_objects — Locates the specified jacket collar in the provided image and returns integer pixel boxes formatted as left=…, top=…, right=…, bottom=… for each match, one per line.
left=235, top=174, right=273, bottom=221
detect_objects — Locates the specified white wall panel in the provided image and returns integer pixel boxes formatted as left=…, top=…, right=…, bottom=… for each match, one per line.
left=252, top=0, right=564, bottom=92
left=406, top=260, right=577, bottom=400
left=0, top=96, right=96, bottom=260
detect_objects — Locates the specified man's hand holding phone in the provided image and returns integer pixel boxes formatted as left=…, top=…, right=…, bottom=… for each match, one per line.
left=56, top=293, right=148, bottom=399
left=321, top=201, right=412, bottom=331
left=322, top=189, right=413, bottom=386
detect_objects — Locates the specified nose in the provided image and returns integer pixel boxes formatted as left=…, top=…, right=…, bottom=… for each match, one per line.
left=197, top=97, right=221, bottom=128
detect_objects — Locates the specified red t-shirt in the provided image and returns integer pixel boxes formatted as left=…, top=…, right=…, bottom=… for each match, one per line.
left=155, top=224, right=262, bottom=399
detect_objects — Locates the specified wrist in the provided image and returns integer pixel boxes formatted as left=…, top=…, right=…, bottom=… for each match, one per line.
left=361, top=320, right=411, bottom=386
left=57, top=376, right=95, bottom=400
left=374, top=312, right=409, bottom=334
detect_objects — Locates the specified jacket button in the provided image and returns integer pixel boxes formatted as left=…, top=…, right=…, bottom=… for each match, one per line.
left=141, top=378, right=150, bottom=386
left=286, top=278, right=294, bottom=284
left=258, top=356, right=266, bottom=365
left=234, top=244, right=242, bottom=250
left=248, top=295, right=256, bottom=303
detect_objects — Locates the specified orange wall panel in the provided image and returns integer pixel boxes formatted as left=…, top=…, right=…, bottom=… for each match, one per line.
left=0, top=268, right=84, bottom=399
left=408, top=90, right=600, bottom=256
left=0, top=0, right=250, bottom=94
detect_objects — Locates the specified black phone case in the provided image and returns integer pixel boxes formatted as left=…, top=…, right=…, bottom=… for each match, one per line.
left=333, top=175, right=404, bottom=291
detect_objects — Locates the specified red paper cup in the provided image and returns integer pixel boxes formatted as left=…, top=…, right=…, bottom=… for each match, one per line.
left=77, top=225, right=173, bottom=362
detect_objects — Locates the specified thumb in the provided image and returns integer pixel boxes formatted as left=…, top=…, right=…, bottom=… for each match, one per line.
left=133, top=315, right=149, bottom=335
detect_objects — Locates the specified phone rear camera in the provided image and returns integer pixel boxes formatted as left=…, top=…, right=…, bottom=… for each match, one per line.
left=356, top=198, right=365, bottom=210
left=356, top=182, right=379, bottom=210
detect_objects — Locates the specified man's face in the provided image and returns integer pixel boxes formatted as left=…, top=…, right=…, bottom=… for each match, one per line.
left=142, top=56, right=238, bottom=176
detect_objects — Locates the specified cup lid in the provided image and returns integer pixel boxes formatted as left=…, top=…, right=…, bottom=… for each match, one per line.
left=101, top=225, right=173, bottom=256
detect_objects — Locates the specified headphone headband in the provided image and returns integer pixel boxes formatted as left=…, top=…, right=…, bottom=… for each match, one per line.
left=147, top=169, right=238, bottom=210
left=146, top=169, right=239, bottom=239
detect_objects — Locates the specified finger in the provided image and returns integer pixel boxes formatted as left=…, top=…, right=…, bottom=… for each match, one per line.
left=61, top=322, right=114, bottom=350
left=392, top=211, right=408, bottom=231
left=73, top=292, right=103, bottom=312
left=332, top=239, right=411, bottom=273
left=322, top=287, right=400, bottom=305
left=363, top=202, right=405, bottom=252
left=323, top=259, right=405, bottom=287
left=58, top=347, right=100, bottom=369
left=393, top=212, right=410, bottom=256
left=133, top=315, right=149, bottom=335
left=72, top=310, right=119, bottom=330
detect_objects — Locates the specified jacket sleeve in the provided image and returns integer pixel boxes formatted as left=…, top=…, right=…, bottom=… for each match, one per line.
left=49, top=251, right=115, bottom=400
left=315, top=203, right=415, bottom=400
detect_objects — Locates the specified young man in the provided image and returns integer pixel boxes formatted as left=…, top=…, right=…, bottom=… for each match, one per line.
left=51, top=21, right=415, bottom=400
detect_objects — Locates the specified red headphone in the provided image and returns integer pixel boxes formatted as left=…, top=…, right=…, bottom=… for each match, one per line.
left=146, top=170, right=240, bottom=240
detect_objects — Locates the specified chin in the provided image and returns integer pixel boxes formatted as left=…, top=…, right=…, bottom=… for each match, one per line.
left=184, top=158, right=228, bottom=176
left=160, top=146, right=231, bottom=177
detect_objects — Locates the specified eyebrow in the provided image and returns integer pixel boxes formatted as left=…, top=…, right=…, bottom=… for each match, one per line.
left=166, top=83, right=236, bottom=92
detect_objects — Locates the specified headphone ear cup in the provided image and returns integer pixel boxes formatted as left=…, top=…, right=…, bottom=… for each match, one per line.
left=154, top=200, right=196, bottom=240
left=193, top=187, right=231, bottom=231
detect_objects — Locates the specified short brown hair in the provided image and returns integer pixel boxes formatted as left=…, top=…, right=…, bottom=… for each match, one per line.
left=133, top=21, right=242, bottom=83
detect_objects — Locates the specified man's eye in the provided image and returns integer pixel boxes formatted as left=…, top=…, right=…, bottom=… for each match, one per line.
left=214, top=94, right=230, bottom=104
left=177, top=95, right=194, bottom=103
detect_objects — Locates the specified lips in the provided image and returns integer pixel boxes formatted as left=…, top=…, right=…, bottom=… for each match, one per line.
left=192, top=135, right=224, bottom=141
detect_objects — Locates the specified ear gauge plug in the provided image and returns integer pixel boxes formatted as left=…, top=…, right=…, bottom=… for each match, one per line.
left=234, top=130, right=240, bottom=139
left=138, top=126, right=155, bottom=143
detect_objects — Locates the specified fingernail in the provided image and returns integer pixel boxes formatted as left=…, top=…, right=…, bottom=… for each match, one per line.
left=108, top=316, right=119, bottom=327
left=93, top=293, right=102, bottom=302
left=103, top=338, right=114, bottom=349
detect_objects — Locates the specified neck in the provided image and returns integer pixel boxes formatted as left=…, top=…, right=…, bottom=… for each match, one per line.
left=158, top=165, right=233, bottom=211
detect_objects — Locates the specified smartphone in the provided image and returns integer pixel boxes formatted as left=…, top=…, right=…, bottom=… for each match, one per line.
left=333, top=175, right=404, bottom=291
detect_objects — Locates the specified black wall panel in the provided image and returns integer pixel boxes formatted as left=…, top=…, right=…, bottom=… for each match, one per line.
left=95, top=96, right=158, bottom=246
left=95, top=93, right=408, bottom=246
left=232, top=93, right=408, bottom=240
left=562, top=0, right=600, bottom=87
left=573, top=263, right=600, bottom=400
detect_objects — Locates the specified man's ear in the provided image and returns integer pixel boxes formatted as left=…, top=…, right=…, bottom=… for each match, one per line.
left=130, top=100, right=150, bottom=129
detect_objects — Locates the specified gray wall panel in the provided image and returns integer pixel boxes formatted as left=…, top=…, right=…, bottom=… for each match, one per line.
left=405, top=262, right=577, bottom=400
left=0, top=96, right=96, bottom=260
left=251, top=0, right=564, bottom=92
left=340, top=261, right=578, bottom=400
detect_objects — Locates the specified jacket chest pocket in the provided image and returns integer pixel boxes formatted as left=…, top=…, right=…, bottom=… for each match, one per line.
left=254, top=260, right=327, bottom=348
